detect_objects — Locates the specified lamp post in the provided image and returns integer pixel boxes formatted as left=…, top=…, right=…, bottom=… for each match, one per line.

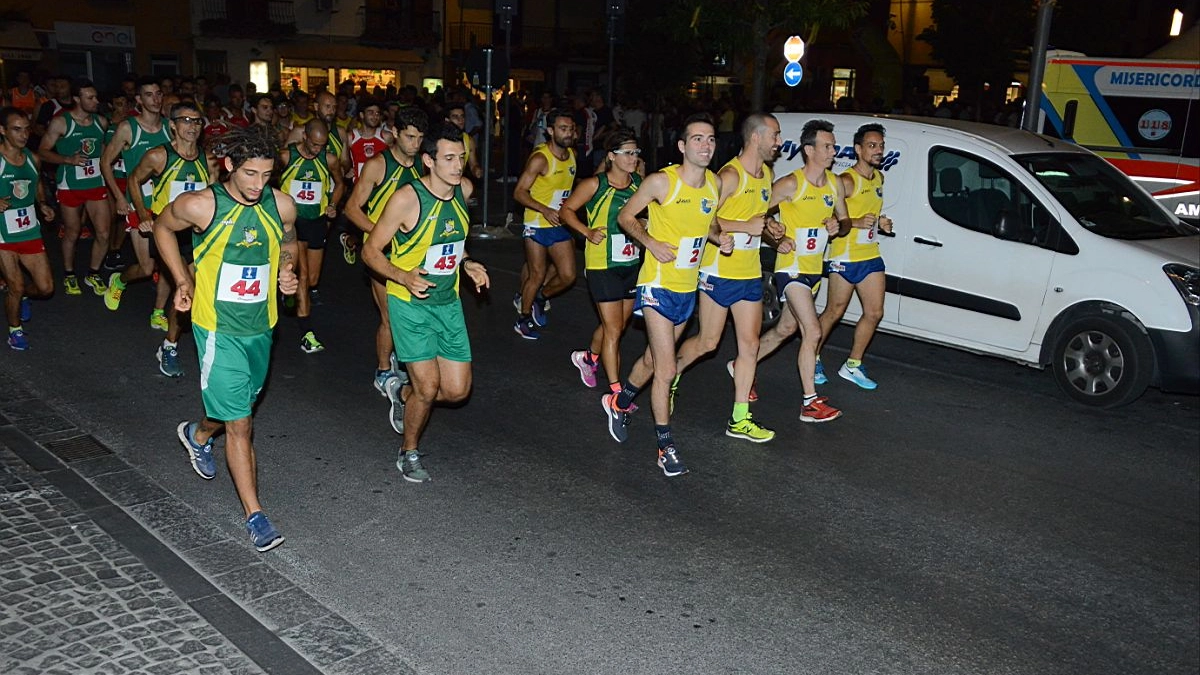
left=606, top=0, right=624, bottom=103
left=498, top=1, right=516, bottom=224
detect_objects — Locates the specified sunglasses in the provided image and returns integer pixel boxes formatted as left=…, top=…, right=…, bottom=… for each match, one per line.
left=612, top=148, right=641, bottom=156
left=172, top=116, right=203, bottom=125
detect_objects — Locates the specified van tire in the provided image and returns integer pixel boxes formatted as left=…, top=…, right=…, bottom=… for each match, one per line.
left=1050, top=314, right=1154, bottom=408
left=761, top=271, right=782, bottom=330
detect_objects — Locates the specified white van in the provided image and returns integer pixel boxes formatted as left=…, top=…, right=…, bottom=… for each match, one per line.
left=768, top=114, right=1199, bottom=408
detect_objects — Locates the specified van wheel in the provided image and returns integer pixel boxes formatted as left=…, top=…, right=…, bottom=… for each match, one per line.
left=1051, top=314, right=1154, bottom=408
left=761, top=271, right=781, bottom=330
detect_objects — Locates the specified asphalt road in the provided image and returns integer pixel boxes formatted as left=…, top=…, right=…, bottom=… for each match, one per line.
left=4, top=235, right=1197, bottom=675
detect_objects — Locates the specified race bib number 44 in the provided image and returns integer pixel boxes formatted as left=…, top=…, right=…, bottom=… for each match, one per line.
left=423, top=240, right=465, bottom=273
left=289, top=180, right=323, bottom=205
left=674, top=236, right=704, bottom=269
left=216, top=263, right=270, bottom=303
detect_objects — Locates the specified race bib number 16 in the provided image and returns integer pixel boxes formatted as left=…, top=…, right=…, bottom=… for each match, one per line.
left=216, top=263, right=270, bottom=303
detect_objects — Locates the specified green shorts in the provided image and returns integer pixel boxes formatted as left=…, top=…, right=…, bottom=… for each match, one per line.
left=387, top=296, right=472, bottom=363
left=194, top=325, right=273, bottom=421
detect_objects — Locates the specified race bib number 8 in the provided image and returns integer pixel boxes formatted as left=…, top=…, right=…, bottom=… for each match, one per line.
left=75, top=159, right=97, bottom=180
left=674, top=236, right=704, bottom=269
left=289, top=180, right=322, bottom=205
left=216, top=263, right=270, bottom=303
left=610, top=233, right=639, bottom=263
left=169, top=180, right=202, bottom=202
left=800, top=228, right=829, bottom=256
left=4, top=207, right=37, bottom=233
left=423, top=240, right=465, bottom=273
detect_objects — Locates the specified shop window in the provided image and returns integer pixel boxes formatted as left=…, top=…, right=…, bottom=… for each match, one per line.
left=831, top=68, right=855, bottom=107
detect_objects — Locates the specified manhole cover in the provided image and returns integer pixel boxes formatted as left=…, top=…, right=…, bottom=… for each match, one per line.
left=42, top=435, right=114, bottom=463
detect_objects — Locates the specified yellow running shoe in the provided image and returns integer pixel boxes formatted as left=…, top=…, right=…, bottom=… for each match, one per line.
left=725, top=413, right=776, bottom=443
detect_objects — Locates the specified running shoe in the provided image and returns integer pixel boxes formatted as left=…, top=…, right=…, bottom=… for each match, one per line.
left=19, top=297, right=31, bottom=323
left=530, top=295, right=548, bottom=327
left=308, top=288, right=321, bottom=305
left=102, top=251, right=125, bottom=272
left=384, top=375, right=405, bottom=434
left=150, top=309, right=168, bottom=332
left=7, top=329, right=29, bottom=351
left=176, top=421, right=215, bottom=479
left=657, top=445, right=689, bottom=477
left=601, top=392, right=632, bottom=443
left=814, top=358, right=828, bottom=385
left=245, top=511, right=285, bottom=552
left=514, top=317, right=540, bottom=340
left=300, top=331, right=324, bottom=353
left=838, top=362, right=878, bottom=390
left=83, top=273, right=107, bottom=296
left=800, top=397, right=842, bottom=423
left=511, top=291, right=521, bottom=313
left=103, top=272, right=125, bottom=311
left=157, top=343, right=183, bottom=378
left=725, top=414, right=776, bottom=443
left=63, top=276, right=81, bottom=296
left=374, top=369, right=394, bottom=397
left=339, top=232, right=357, bottom=265
left=570, top=350, right=598, bottom=388
left=725, top=359, right=759, bottom=402
left=397, top=450, right=430, bottom=483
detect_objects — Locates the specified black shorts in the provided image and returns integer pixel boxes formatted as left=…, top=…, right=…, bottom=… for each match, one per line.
left=149, top=228, right=194, bottom=265
left=296, top=216, right=329, bottom=249
left=586, top=265, right=639, bottom=303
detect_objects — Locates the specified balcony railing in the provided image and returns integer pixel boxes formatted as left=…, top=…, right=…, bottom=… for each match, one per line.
left=447, top=21, right=603, bottom=53
left=198, top=0, right=296, bottom=38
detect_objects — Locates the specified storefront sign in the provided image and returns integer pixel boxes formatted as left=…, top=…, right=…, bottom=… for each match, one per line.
left=54, top=21, right=136, bottom=48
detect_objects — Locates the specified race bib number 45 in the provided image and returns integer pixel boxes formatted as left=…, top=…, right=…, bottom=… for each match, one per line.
left=288, top=180, right=323, bottom=205
left=216, top=263, right=270, bottom=303
left=423, top=240, right=465, bottom=274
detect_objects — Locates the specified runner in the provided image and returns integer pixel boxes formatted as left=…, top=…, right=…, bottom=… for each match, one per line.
left=278, top=118, right=344, bottom=353
left=603, top=113, right=731, bottom=477
left=155, top=124, right=299, bottom=552
left=100, top=89, right=133, bottom=272
left=341, top=98, right=394, bottom=265
left=286, top=91, right=351, bottom=278
left=361, top=123, right=489, bottom=482
left=669, top=113, right=782, bottom=443
left=37, top=78, right=111, bottom=297
left=0, top=107, right=55, bottom=350
left=446, top=103, right=482, bottom=181
left=754, top=119, right=849, bottom=422
left=559, top=129, right=642, bottom=393
left=512, top=108, right=577, bottom=339
left=345, top=106, right=426, bottom=405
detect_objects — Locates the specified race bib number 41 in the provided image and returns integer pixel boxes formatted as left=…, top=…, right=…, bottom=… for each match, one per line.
left=423, top=240, right=465, bottom=273
left=216, top=263, right=270, bottom=303
left=609, top=233, right=639, bottom=262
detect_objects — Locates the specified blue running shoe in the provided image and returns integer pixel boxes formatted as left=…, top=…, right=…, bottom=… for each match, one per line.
left=512, top=291, right=521, bottom=313
left=531, top=293, right=549, bottom=327
left=245, top=511, right=284, bottom=552
left=601, top=393, right=631, bottom=443
left=838, top=362, right=878, bottom=390
left=814, top=358, right=827, bottom=385
left=176, top=421, right=216, bottom=480
left=158, top=343, right=183, bottom=377
left=514, top=316, right=540, bottom=340
left=7, top=329, right=29, bottom=351
left=657, top=445, right=689, bottom=477
left=19, top=297, right=31, bottom=322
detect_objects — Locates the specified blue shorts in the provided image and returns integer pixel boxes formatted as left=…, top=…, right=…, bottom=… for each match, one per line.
left=634, top=285, right=696, bottom=326
left=826, top=257, right=885, bottom=285
left=523, top=225, right=573, bottom=247
left=774, top=272, right=822, bottom=301
left=698, top=273, right=761, bottom=308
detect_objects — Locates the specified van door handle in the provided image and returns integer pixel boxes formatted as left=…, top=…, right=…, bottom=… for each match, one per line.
left=914, top=237, right=943, bottom=247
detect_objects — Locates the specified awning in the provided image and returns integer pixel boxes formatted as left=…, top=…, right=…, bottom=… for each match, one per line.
left=277, top=41, right=424, bottom=70
left=0, top=21, right=42, bottom=61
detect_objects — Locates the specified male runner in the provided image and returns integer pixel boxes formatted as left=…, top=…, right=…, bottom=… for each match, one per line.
left=446, top=103, right=482, bottom=181
left=512, top=108, right=577, bottom=339
left=0, top=108, right=55, bottom=349
left=38, top=78, right=110, bottom=296
left=279, top=119, right=344, bottom=353
left=156, top=124, right=299, bottom=552
left=816, top=123, right=894, bottom=389
left=669, top=113, right=782, bottom=443
left=603, top=113, right=731, bottom=477
left=361, top=124, right=489, bottom=482
left=341, top=98, right=394, bottom=264
left=346, top=106, right=426, bottom=404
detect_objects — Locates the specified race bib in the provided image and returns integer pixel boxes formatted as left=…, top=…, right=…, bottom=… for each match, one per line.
left=733, top=233, right=760, bottom=251
left=674, top=236, right=704, bottom=269
left=216, top=263, right=270, bottom=304
left=423, top=240, right=465, bottom=274
left=856, top=225, right=878, bottom=245
left=113, top=157, right=126, bottom=173
left=799, top=228, right=829, bottom=257
left=168, top=180, right=203, bottom=202
left=74, top=159, right=97, bottom=180
left=140, top=180, right=154, bottom=197
left=289, top=180, right=322, bottom=205
left=549, top=189, right=570, bottom=210
left=3, top=207, right=37, bottom=233
left=610, top=233, right=639, bottom=263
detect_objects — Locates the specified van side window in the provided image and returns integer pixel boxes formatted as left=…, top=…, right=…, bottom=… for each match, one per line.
left=929, top=147, right=1058, bottom=247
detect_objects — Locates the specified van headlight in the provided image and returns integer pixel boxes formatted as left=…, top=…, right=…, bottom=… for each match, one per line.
left=1164, top=263, right=1200, bottom=306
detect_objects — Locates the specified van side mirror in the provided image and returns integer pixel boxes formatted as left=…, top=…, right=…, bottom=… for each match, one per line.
left=992, top=210, right=1020, bottom=241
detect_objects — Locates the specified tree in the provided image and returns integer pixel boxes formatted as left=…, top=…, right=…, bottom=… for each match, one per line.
left=918, top=0, right=1036, bottom=117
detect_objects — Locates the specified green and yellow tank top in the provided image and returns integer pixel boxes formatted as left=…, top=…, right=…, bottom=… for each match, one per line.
left=365, top=150, right=422, bottom=223
left=523, top=143, right=576, bottom=228
left=776, top=169, right=837, bottom=275
left=636, top=165, right=719, bottom=293
left=54, top=113, right=106, bottom=191
left=829, top=168, right=884, bottom=263
left=191, top=183, right=284, bottom=335
left=121, top=117, right=171, bottom=201
left=326, top=124, right=345, bottom=161
left=0, top=149, right=42, bottom=244
left=150, top=144, right=210, bottom=215
left=386, top=180, right=470, bottom=305
left=584, top=172, right=642, bottom=270
left=280, top=145, right=333, bottom=220
left=700, top=157, right=772, bottom=280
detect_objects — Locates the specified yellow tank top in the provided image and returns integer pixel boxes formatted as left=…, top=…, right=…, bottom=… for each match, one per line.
left=776, top=169, right=838, bottom=275
left=829, top=168, right=884, bottom=262
left=523, top=144, right=576, bottom=228
left=699, top=157, right=772, bottom=280
left=636, top=165, right=719, bottom=293
left=150, top=145, right=211, bottom=215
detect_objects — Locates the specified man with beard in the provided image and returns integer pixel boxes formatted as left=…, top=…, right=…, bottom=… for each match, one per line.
left=340, top=98, right=393, bottom=265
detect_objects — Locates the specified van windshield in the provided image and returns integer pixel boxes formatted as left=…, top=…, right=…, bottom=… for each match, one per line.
left=1014, top=153, right=1197, bottom=240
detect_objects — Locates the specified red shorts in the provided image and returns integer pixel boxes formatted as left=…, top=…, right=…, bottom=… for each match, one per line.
left=0, top=239, right=47, bottom=255
left=114, top=177, right=127, bottom=195
left=57, top=186, right=109, bottom=208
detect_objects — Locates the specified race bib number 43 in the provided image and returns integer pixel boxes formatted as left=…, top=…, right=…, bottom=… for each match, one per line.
left=216, top=263, right=270, bottom=303
left=423, top=240, right=465, bottom=273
